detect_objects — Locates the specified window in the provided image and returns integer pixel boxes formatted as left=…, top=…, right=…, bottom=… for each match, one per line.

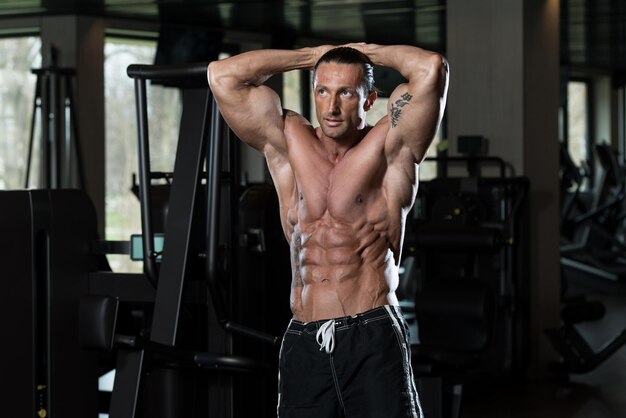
left=283, top=70, right=302, bottom=114
left=0, top=35, right=41, bottom=189
left=566, top=81, right=589, bottom=169
left=104, top=36, right=182, bottom=272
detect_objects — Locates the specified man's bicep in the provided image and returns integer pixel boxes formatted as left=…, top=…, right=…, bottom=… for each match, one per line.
left=385, top=81, right=443, bottom=163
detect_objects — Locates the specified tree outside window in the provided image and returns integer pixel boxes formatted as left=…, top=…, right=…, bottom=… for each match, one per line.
left=0, top=36, right=41, bottom=189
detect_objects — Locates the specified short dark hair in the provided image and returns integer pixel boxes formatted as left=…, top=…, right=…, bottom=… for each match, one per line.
left=313, top=47, right=375, bottom=94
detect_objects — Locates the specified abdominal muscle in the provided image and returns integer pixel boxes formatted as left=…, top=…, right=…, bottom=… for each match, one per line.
left=289, top=213, right=400, bottom=323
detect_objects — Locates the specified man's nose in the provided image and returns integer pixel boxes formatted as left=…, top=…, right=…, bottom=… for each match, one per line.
left=326, top=95, right=339, bottom=113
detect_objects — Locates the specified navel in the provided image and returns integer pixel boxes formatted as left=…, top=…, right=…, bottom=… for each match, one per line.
left=355, top=194, right=363, bottom=204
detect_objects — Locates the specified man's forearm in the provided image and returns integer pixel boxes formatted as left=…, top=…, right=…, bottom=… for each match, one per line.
left=355, top=44, right=447, bottom=86
left=209, top=47, right=328, bottom=90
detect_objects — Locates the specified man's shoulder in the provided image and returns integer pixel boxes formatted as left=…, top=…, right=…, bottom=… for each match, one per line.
left=283, top=109, right=317, bottom=139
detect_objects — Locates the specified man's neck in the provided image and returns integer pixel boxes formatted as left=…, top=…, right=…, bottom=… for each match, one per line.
left=318, top=128, right=369, bottom=164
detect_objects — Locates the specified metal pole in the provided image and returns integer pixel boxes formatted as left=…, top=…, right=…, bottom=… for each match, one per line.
left=49, top=68, right=61, bottom=188
left=66, top=76, right=85, bottom=189
left=206, top=95, right=225, bottom=316
left=134, top=78, right=157, bottom=287
left=24, top=77, right=41, bottom=188
left=41, top=73, right=51, bottom=188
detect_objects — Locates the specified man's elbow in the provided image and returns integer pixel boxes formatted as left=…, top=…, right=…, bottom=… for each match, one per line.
left=207, top=60, right=223, bottom=91
left=208, top=60, right=236, bottom=104
left=417, top=53, right=448, bottom=99
left=208, top=60, right=252, bottom=97
left=423, top=53, right=448, bottom=85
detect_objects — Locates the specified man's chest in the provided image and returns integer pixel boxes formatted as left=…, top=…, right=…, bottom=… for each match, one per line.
left=288, top=141, right=389, bottom=223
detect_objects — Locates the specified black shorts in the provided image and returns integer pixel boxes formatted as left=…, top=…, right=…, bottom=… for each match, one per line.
left=277, top=305, right=422, bottom=418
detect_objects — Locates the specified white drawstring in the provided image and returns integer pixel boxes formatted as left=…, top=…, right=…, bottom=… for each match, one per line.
left=316, top=319, right=336, bottom=354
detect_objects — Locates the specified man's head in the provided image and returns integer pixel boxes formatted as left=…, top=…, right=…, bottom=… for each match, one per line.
left=312, top=47, right=377, bottom=141
left=313, top=47, right=375, bottom=95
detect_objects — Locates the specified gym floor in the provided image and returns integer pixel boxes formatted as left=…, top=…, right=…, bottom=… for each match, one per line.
left=461, top=287, right=626, bottom=418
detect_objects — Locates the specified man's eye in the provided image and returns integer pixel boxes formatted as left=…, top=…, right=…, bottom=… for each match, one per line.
left=342, top=90, right=353, bottom=97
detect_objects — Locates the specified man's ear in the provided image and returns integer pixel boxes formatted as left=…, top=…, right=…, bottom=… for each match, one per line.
left=363, top=90, right=377, bottom=111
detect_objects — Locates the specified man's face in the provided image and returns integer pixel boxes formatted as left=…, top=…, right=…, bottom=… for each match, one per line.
left=313, top=62, right=375, bottom=141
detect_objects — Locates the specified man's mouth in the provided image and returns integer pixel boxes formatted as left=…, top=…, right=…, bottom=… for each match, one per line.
left=325, top=119, right=342, bottom=127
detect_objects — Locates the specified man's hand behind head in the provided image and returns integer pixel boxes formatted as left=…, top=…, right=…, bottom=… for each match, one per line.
left=311, top=44, right=337, bottom=66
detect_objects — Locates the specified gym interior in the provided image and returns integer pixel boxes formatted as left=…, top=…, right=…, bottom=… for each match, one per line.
left=1, top=1, right=625, bottom=417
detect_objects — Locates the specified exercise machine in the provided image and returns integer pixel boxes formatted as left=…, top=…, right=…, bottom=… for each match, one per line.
left=93, top=62, right=290, bottom=418
left=545, top=300, right=626, bottom=377
left=0, top=190, right=100, bottom=418
left=561, top=143, right=626, bottom=283
left=547, top=142, right=626, bottom=379
left=404, top=154, right=530, bottom=418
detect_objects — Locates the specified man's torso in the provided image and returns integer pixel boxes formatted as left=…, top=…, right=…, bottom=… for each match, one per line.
left=266, top=112, right=418, bottom=322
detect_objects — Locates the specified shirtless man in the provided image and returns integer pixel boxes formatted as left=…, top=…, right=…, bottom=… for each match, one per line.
left=208, top=43, right=448, bottom=418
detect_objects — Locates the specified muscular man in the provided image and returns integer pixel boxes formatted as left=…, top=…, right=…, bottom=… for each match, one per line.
left=208, top=43, right=448, bottom=418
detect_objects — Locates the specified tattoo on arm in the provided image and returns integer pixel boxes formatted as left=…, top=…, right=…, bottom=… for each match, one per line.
left=389, top=92, right=413, bottom=128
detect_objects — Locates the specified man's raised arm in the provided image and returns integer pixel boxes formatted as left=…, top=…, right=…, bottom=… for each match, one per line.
left=353, top=44, right=449, bottom=163
left=207, top=47, right=331, bottom=151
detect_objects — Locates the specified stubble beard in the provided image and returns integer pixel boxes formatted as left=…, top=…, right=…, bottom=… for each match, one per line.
left=320, top=124, right=348, bottom=141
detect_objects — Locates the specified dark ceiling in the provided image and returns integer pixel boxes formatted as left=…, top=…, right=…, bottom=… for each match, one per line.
left=562, top=0, right=626, bottom=72
left=0, top=0, right=625, bottom=71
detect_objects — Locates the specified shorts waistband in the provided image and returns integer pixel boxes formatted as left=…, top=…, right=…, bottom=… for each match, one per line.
left=287, top=305, right=402, bottom=333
